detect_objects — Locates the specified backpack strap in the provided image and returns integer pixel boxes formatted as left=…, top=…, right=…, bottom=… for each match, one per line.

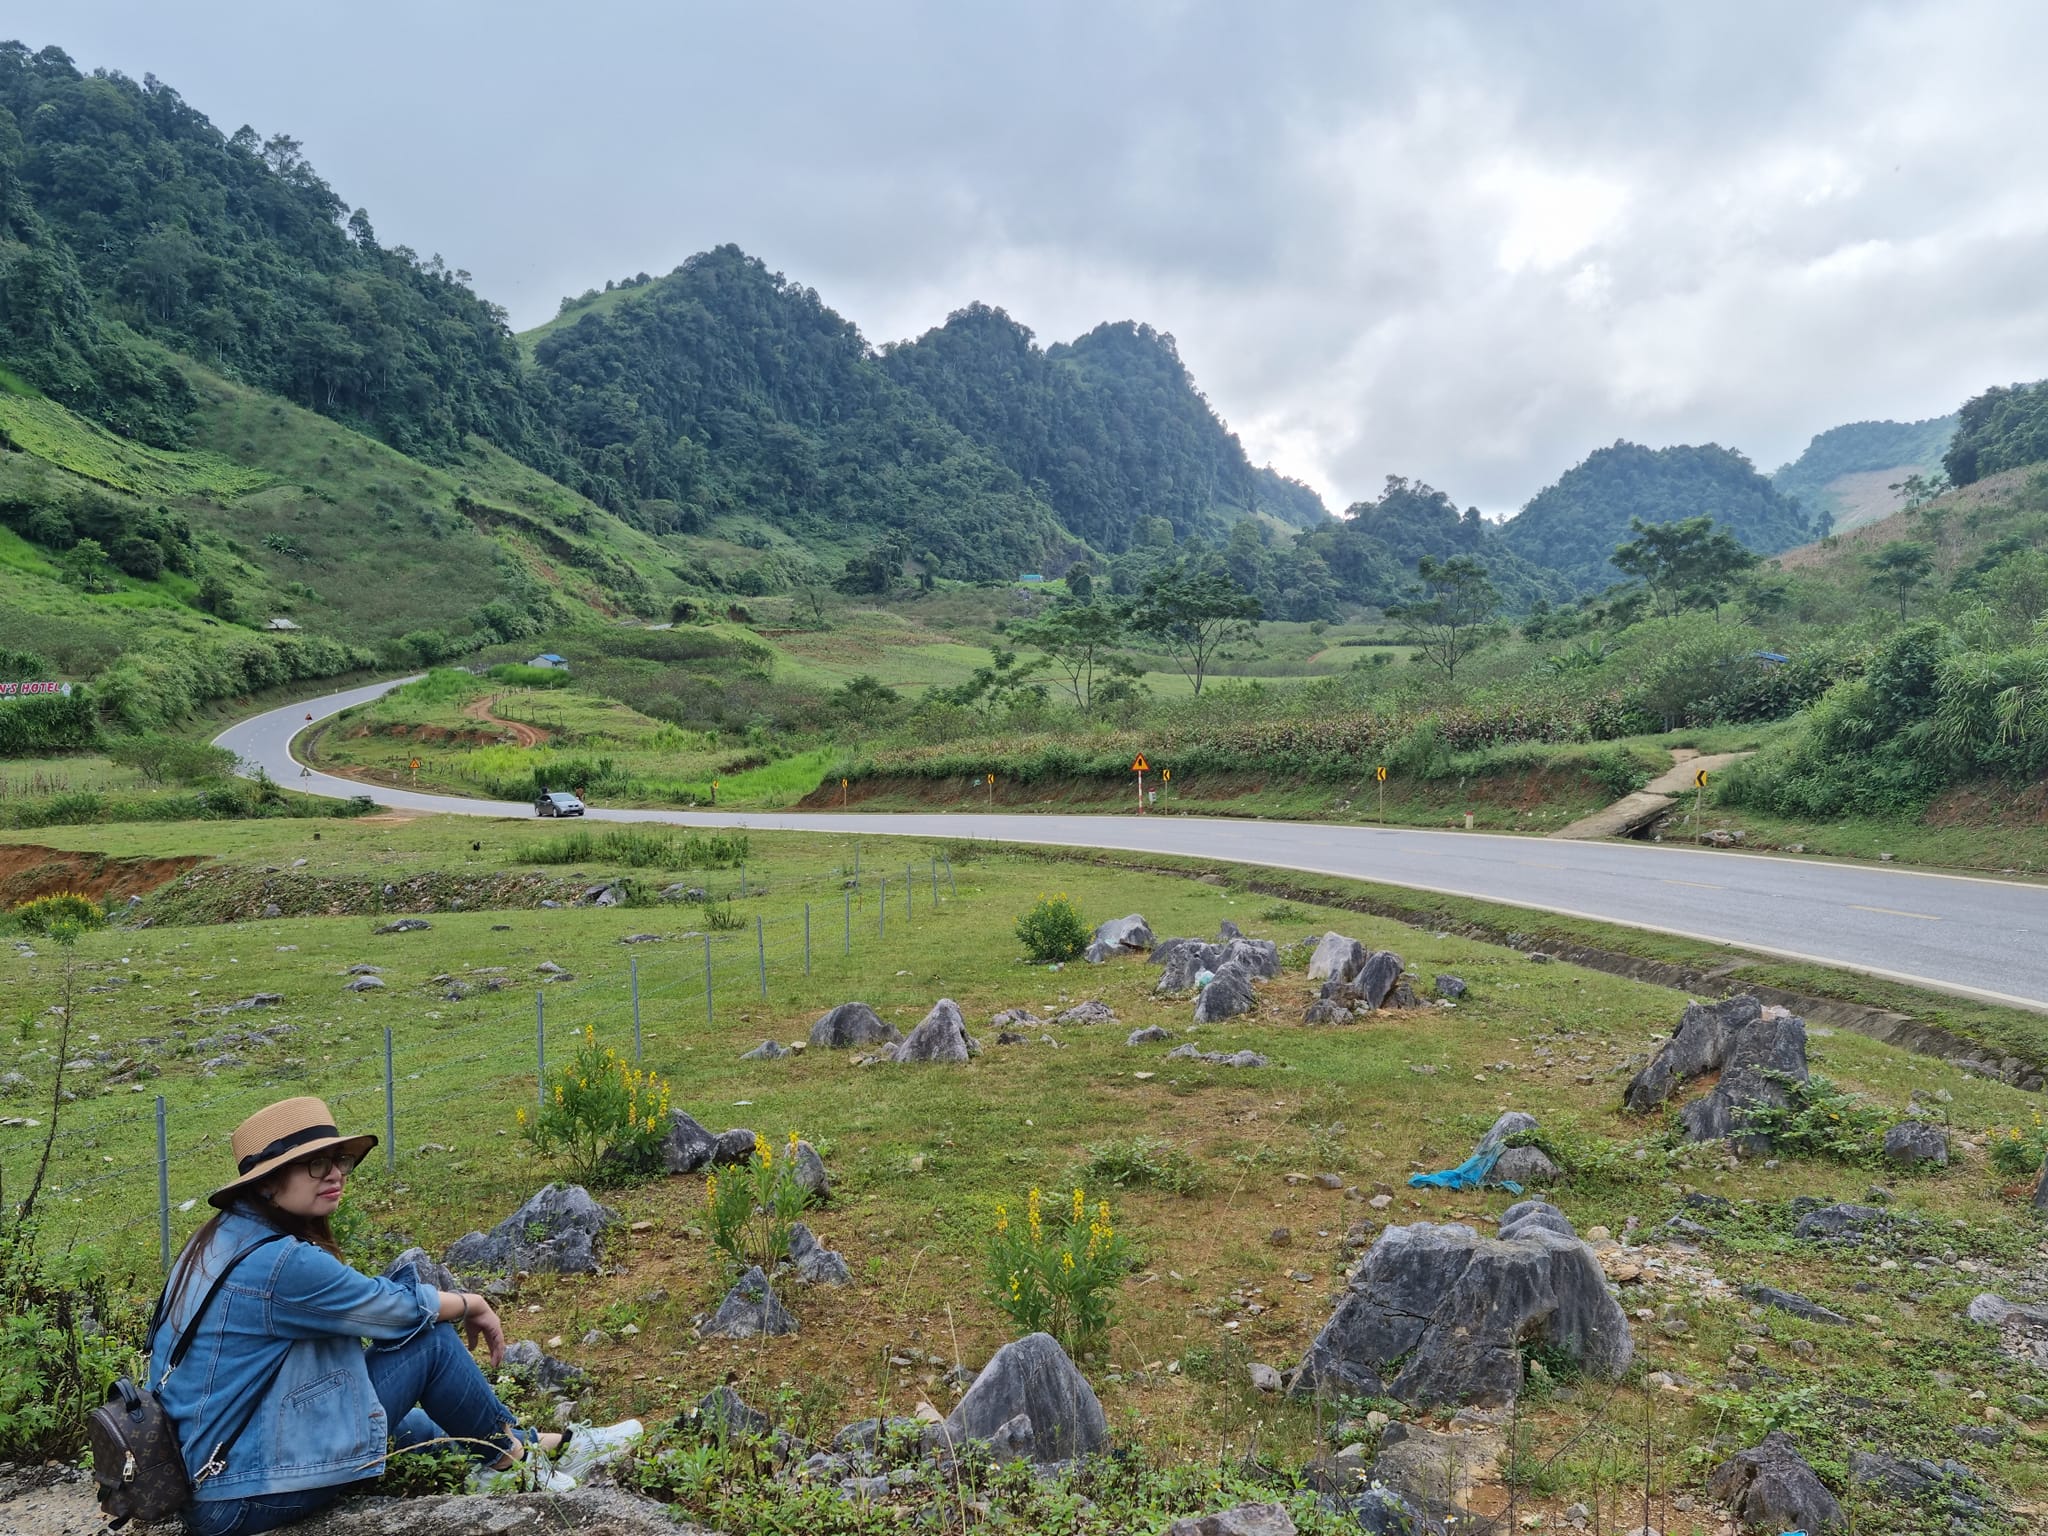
left=151, top=1232, right=291, bottom=1388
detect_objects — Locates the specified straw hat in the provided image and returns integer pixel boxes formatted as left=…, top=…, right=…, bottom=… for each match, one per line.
left=210, top=1096, right=378, bottom=1209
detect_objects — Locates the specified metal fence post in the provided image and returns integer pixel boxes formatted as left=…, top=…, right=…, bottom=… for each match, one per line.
left=756, top=914, right=768, bottom=1000
left=631, top=955, right=642, bottom=1065
left=905, top=864, right=913, bottom=924
left=536, top=990, right=546, bottom=1105
left=931, top=856, right=938, bottom=905
left=804, top=903, right=811, bottom=977
left=853, top=840, right=860, bottom=887
left=879, top=877, right=887, bottom=940
left=945, top=858, right=956, bottom=897
left=383, top=1026, right=396, bottom=1175
left=155, top=1094, right=171, bottom=1273
left=844, top=888, right=852, bottom=954
left=704, top=934, right=714, bottom=1026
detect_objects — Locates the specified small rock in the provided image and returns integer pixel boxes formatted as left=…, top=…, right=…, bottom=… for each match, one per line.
left=374, top=918, right=432, bottom=934
left=1248, top=1363, right=1282, bottom=1394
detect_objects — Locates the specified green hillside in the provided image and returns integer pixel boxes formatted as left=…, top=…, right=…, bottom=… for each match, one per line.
left=1946, top=378, right=2048, bottom=486
left=1770, top=414, right=1955, bottom=534
left=1500, top=440, right=1818, bottom=593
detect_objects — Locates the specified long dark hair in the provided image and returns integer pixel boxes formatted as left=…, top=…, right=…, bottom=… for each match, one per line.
left=161, top=1196, right=344, bottom=1326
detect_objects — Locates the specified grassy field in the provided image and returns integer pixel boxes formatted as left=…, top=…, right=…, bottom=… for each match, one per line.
left=3, top=813, right=2045, bottom=1528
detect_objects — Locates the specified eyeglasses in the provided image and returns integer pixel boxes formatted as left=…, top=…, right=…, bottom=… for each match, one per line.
left=292, top=1153, right=357, bottom=1181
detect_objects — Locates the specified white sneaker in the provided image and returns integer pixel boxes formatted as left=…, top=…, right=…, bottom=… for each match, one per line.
left=468, top=1444, right=580, bottom=1495
left=552, top=1418, right=644, bottom=1484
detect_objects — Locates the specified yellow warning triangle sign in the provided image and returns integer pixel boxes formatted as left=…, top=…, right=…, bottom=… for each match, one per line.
left=1131, top=754, right=1150, bottom=772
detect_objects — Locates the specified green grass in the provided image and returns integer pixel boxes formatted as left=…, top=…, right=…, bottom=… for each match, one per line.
left=0, top=390, right=268, bottom=500
left=3, top=812, right=2044, bottom=1519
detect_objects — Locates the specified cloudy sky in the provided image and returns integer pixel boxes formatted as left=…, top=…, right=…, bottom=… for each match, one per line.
left=23, top=1, right=2048, bottom=514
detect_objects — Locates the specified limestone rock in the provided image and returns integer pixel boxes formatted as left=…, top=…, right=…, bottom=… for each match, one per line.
left=660, top=1110, right=719, bottom=1174
left=374, top=919, right=432, bottom=934
left=1166, top=1503, right=1297, bottom=1536
left=1675, top=1008, right=1811, bottom=1148
left=498, top=1339, right=585, bottom=1396
left=1307, top=932, right=1365, bottom=983
left=933, top=1331, right=1106, bottom=1464
left=701, top=1266, right=796, bottom=1338
left=1193, top=960, right=1257, bottom=1024
left=1157, top=944, right=1215, bottom=994
left=1055, top=1000, right=1117, bottom=1026
left=1084, top=914, right=1154, bottom=962
left=1623, top=995, right=1763, bottom=1111
left=1882, top=1122, right=1949, bottom=1167
left=809, top=1002, right=901, bottom=1049
left=791, top=1139, right=829, bottom=1201
left=890, top=999, right=974, bottom=1063
left=787, top=1222, right=851, bottom=1285
left=696, top=1384, right=770, bottom=1438
left=713, top=1127, right=758, bottom=1165
left=1434, top=974, right=1467, bottom=1000
left=280, top=1487, right=700, bottom=1536
left=1743, top=1286, right=1850, bottom=1326
left=740, top=1040, right=788, bottom=1061
left=1293, top=1200, right=1631, bottom=1407
left=1849, top=1449, right=1998, bottom=1525
left=444, top=1184, right=618, bottom=1279
left=1706, top=1430, right=1844, bottom=1534
left=386, top=1247, right=460, bottom=1293
left=1491, top=1145, right=1561, bottom=1187
left=1164, top=1044, right=1268, bottom=1068
left=1126, top=1026, right=1173, bottom=1045
left=1219, top=936, right=1281, bottom=979
left=344, top=975, right=386, bottom=992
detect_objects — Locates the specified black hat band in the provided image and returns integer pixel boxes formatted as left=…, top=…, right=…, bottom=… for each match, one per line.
left=237, top=1123, right=341, bottom=1175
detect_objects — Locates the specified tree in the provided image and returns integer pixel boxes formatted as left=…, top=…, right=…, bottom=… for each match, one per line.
left=195, top=571, right=242, bottom=620
left=1008, top=601, right=1129, bottom=709
left=60, top=537, right=119, bottom=593
left=1868, top=540, right=1934, bottom=619
left=1065, top=565, right=1094, bottom=600
left=1126, top=559, right=1261, bottom=696
left=1610, top=516, right=1757, bottom=616
left=1389, top=555, right=1499, bottom=681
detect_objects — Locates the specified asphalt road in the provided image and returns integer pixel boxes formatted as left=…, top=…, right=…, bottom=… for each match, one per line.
left=219, top=679, right=2048, bottom=1012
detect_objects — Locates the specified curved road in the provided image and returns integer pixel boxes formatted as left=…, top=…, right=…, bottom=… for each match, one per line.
left=220, top=679, right=2048, bottom=1012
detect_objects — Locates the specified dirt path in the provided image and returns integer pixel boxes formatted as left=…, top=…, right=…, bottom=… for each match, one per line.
left=461, top=692, right=549, bottom=747
left=1550, top=747, right=1753, bottom=841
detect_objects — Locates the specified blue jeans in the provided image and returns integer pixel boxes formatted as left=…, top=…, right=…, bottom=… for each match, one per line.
left=183, top=1321, right=525, bottom=1536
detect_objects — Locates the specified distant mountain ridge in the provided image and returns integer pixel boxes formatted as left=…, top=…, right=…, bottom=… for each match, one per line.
left=1771, top=414, right=1956, bottom=534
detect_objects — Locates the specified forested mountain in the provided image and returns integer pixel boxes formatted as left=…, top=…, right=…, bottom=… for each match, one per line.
left=879, top=304, right=1296, bottom=552
left=1771, top=414, right=1955, bottom=534
left=526, top=252, right=1076, bottom=579
left=1250, top=466, right=1330, bottom=529
left=1946, top=380, right=2048, bottom=487
left=1290, top=476, right=1568, bottom=612
left=0, top=43, right=579, bottom=480
left=1499, top=441, right=1818, bottom=593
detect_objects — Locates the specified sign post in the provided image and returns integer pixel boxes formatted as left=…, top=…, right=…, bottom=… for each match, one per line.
left=841, top=776, right=848, bottom=807
left=710, top=778, right=718, bottom=806
left=986, top=771, right=994, bottom=807
left=1161, top=766, right=1170, bottom=803
left=409, top=756, right=420, bottom=781
left=1375, top=764, right=1387, bottom=823
left=1693, top=768, right=1709, bottom=828
left=1131, top=754, right=1149, bottom=814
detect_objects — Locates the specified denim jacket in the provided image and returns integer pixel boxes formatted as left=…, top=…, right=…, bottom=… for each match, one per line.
left=149, top=1206, right=440, bottom=1501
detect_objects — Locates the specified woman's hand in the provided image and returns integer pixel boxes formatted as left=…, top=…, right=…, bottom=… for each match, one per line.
left=463, top=1296, right=506, bottom=1366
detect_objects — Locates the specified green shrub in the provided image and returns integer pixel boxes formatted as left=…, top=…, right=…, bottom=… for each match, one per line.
left=702, top=1132, right=812, bottom=1274
left=1988, top=1115, right=2048, bottom=1180
left=1015, top=893, right=1088, bottom=962
left=10, top=893, right=103, bottom=934
left=1727, top=1073, right=1896, bottom=1168
left=984, top=1185, right=1130, bottom=1356
left=486, top=663, right=572, bottom=689
left=518, top=1026, right=671, bottom=1183
left=0, top=1230, right=145, bottom=1461
left=1078, top=1136, right=1206, bottom=1196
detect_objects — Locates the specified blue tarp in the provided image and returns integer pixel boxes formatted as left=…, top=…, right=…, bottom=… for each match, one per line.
left=1407, top=1145, right=1523, bottom=1195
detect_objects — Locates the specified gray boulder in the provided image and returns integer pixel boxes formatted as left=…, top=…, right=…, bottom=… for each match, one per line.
left=1127, top=1026, right=1173, bottom=1045
left=1434, top=974, right=1467, bottom=1000
left=1491, top=1146, right=1561, bottom=1187
left=277, top=1487, right=693, bottom=1536
left=791, top=1139, right=829, bottom=1201
left=386, top=1247, right=460, bottom=1292
left=1474, top=1110, right=1538, bottom=1158
left=1219, top=936, right=1281, bottom=980
left=374, top=919, right=432, bottom=934
left=1883, top=1122, right=1949, bottom=1167
left=1084, top=914, right=1154, bottom=963
left=499, top=1338, right=586, bottom=1396
left=1293, top=1201, right=1631, bottom=1408
left=701, top=1266, right=797, bottom=1338
left=1307, top=932, right=1365, bottom=983
left=1849, top=1449, right=1998, bottom=1525
left=1166, top=1504, right=1297, bottom=1536
left=1352, top=950, right=1405, bottom=1010
left=1678, top=1009, right=1810, bottom=1149
left=933, top=1331, right=1106, bottom=1464
left=1193, top=960, right=1258, bottom=1023
left=787, top=1222, right=851, bottom=1285
left=890, top=999, right=974, bottom=1063
left=1622, top=994, right=1765, bottom=1112
left=1151, top=936, right=1211, bottom=968
left=2035, top=1152, right=2048, bottom=1212
left=444, top=1184, right=618, bottom=1279
left=740, top=1040, right=788, bottom=1062
left=1055, top=1000, right=1117, bottom=1026
left=1157, top=945, right=1214, bottom=994
left=344, top=975, right=386, bottom=992
left=809, top=1002, right=901, bottom=1049
left=660, top=1110, right=719, bottom=1174
left=697, top=1384, right=770, bottom=1438
left=713, top=1127, right=759, bottom=1165
left=1301, top=999, right=1353, bottom=1025
left=1706, top=1430, right=1844, bottom=1534
left=1792, top=1202, right=1898, bottom=1243
left=1743, top=1286, right=1850, bottom=1326
left=1164, top=1045, right=1268, bottom=1068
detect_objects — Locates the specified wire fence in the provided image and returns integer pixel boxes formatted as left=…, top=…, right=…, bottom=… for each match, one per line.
left=3, top=853, right=967, bottom=1273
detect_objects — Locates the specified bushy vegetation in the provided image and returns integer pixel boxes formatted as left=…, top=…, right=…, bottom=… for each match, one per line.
left=703, top=1132, right=813, bottom=1275
left=984, top=1186, right=1130, bottom=1356
left=518, top=1025, right=672, bottom=1183
left=514, top=826, right=749, bottom=868
left=7, top=892, right=102, bottom=933
left=1014, top=893, right=1089, bottom=963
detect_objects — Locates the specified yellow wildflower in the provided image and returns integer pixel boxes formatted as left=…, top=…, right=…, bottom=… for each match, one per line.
left=1062, top=1251, right=1075, bottom=1272
left=515, top=1106, right=527, bottom=1127
left=755, top=1131, right=773, bottom=1168
left=994, top=1204, right=1009, bottom=1235
left=1027, top=1187, right=1042, bottom=1244
left=1073, top=1187, right=1084, bottom=1224
left=704, top=1172, right=718, bottom=1205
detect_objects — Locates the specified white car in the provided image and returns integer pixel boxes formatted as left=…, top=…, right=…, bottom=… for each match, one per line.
left=535, top=791, right=586, bottom=817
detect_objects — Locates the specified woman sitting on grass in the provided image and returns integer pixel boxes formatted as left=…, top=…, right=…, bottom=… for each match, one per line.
left=154, top=1096, right=625, bottom=1535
